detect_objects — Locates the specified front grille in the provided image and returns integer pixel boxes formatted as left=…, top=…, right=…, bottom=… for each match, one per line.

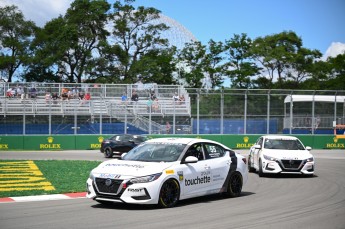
left=280, top=160, right=303, bottom=170
left=95, top=178, right=123, bottom=194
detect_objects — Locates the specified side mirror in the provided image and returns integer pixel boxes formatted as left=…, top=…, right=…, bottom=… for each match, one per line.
left=305, top=146, right=312, bottom=151
left=183, top=156, right=198, bottom=164
left=253, top=144, right=261, bottom=149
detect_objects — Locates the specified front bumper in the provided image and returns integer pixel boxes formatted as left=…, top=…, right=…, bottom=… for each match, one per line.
left=86, top=177, right=161, bottom=205
left=261, top=159, right=314, bottom=175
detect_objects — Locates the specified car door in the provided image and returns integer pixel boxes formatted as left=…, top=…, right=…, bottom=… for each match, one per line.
left=203, top=143, right=230, bottom=192
left=180, top=143, right=212, bottom=198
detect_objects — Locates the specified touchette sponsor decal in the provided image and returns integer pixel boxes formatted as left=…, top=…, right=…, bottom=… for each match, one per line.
left=185, top=176, right=211, bottom=186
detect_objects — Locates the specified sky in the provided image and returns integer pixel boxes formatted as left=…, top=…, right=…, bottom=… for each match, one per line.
left=1, top=0, right=345, bottom=59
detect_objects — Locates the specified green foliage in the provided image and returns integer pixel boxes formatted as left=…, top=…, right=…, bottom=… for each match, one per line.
left=0, top=5, right=37, bottom=82
left=0, top=2, right=344, bottom=90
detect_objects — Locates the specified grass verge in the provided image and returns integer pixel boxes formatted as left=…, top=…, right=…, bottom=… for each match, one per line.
left=0, top=160, right=102, bottom=198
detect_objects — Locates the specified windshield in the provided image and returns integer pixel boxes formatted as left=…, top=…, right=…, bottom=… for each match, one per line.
left=263, top=139, right=305, bottom=150
left=123, top=142, right=186, bottom=162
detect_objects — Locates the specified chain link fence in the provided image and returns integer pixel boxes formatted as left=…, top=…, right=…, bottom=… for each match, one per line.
left=0, top=82, right=344, bottom=135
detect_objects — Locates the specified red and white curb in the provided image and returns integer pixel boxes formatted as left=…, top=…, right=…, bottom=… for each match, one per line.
left=0, top=192, right=87, bottom=203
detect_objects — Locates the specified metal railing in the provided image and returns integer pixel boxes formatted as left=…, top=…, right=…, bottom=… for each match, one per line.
left=0, top=83, right=344, bottom=135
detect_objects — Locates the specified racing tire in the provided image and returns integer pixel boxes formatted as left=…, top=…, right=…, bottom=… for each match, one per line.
left=248, top=156, right=255, bottom=173
left=258, top=159, right=265, bottom=177
left=104, top=148, right=113, bottom=158
left=158, top=179, right=180, bottom=208
left=225, top=172, right=243, bottom=198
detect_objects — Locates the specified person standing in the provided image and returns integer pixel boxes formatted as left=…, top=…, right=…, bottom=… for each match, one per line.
left=166, top=121, right=171, bottom=134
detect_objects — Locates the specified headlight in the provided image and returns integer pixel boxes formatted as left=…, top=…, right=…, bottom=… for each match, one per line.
left=130, top=173, right=162, bottom=184
left=307, top=157, right=314, bottom=162
left=263, top=155, right=277, bottom=161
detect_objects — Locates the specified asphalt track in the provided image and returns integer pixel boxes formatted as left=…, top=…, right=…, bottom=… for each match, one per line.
left=0, top=149, right=345, bottom=229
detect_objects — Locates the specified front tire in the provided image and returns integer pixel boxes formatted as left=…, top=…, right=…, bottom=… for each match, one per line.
left=225, top=172, right=243, bottom=198
left=158, top=179, right=180, bottom=208
left=104, top=148, right=113, bottom=158
left=258, top=159, right=265, bottom=177
left=248, top=155, right=255, bottom=173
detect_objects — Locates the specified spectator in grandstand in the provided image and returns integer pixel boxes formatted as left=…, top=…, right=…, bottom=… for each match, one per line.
left=45, top=92, right=51, bottom=104
left=179, top=94, right=185, bottom=105
left=152, top=98, right=160, bottom=113
left=22, top=86, right=28, bottom=99
left=150, top=90, right=156, bottom=100
left=78, top=91, right=85, bottom=100
left=166, top=121, right=171, bottom=134
left=80, top=92, right=91, bottom=106
left=61, top=88, right=69, bottom=101
left=173, top=92, right=179, bottom=102
left=16, top=86, right=23, bottom=98
left=6, top=88, right=15, bottom=98
left=29, top=87, right=37, bottom=98
left=72, top=86, right=80, bottom=98
left=146, top=97, right=153, bottom=113
left=51, top=92, right=60, bottom=104
left=121, top=93, right=128, bottom=105
left=131, top=90, right=139, bottom=103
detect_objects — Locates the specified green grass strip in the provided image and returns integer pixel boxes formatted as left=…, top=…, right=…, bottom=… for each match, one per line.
left=0, top=160, right=102, bottom=198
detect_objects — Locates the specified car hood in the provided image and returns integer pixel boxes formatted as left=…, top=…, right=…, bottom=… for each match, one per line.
left=92, top=159, right=175, bottom=177
left=263, top=149, right=313, bottom=160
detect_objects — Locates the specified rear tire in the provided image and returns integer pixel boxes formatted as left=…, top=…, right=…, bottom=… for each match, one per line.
left=104, top=148, right=113, bottom=158
left=158, top=179, right=180, bottom=208
left=225, top=172, right=243, bottom=198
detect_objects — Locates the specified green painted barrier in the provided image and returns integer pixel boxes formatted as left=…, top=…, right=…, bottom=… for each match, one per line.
left=0, top=136, right=24, bottom=150
left=0, top=134, right=343, bottom=150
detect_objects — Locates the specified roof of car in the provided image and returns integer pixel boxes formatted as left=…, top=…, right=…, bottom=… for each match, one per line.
left=261, top=135, right=298, bottom=140
left=146, top=137, right=223, bottom=145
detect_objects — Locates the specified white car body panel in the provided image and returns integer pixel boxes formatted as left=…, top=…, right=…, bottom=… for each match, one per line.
left=86, top=137, right=248, bottom=206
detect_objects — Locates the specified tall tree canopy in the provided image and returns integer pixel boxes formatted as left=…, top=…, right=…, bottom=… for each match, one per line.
left=0, top=5, right=37, bottom=82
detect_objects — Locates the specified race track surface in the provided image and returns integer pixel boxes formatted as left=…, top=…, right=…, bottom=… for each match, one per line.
left=0, top=150, right=345, bottom=229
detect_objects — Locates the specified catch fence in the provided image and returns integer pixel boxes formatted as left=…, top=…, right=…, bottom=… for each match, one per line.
left=0, top=82, right=344, bottom=136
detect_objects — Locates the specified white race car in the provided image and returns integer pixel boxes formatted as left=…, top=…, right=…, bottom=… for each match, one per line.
left=248, top=135, right=314, bottom=177
left=86, top=138, right=248, bottom=208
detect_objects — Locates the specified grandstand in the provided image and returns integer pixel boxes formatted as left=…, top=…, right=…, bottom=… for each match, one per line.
left=0, top=83, right=191, bottom=135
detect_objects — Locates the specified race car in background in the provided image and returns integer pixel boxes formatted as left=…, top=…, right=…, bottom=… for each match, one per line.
left=87, top=138, right=248, bottom=208
left=248, top=135, right=314, bottom=177
left=100, top=134, right=147, bottom=158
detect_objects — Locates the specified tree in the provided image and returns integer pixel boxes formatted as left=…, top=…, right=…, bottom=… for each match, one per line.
left=105, top=0, right=170, bottom=83
left=204, top=40, right=225, bottom=88
left=0, top=5, right=37, bottom=82
left=29, top=0, right=110, bottom=83
left=223, top=33, right=260, bottom=88
left=130, top=47, right=177, bottom=84
left=176, top=41, right=207, bottom=88
left=251, top=31, right=302, bottom=88
left=323, top=53, right=345, bottom=90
